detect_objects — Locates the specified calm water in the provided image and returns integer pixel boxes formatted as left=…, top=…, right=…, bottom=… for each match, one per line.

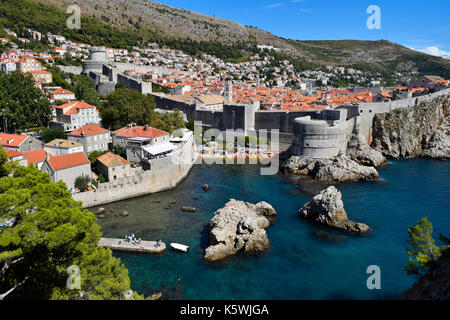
left=95, top=159, right=450, bottom=300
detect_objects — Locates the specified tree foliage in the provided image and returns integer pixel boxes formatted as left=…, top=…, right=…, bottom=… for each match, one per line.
left=405, top=217, right=441, bottom=277
left=99, top=88, right=157, bottom=131
left=74, top=175, right=91, bottom=192
left=41, top=127, right=67, bottom=144
left=0, top=146, right=10, bottom=178
left=0, top=72, right=52, bottom=132
left=0, top=166, right=142, bottom=300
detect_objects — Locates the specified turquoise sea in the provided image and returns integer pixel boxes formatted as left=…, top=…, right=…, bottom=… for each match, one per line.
left=95, top=159, right=450, bottom=300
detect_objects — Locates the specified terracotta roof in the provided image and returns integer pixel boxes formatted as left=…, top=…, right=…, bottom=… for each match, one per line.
left=51, top=88, right=74, bottom=95
left=47, top=152, right=90, bottom=171
left=5, top=149, right=24, bottom=158
left=45, top=139, right=82, bottom=149
left=29, top=70, right=50, bottom=74
left=0, top=133, right=28, bottom=147
left=113, top=125, right=168, bottom=139
left=23, top=149, right=46, bottom=164
left=96, top=152, right=128, bottom=167
left=69, top=124, right=109, bottom=136
left=54, top=101, right=96, bottom=116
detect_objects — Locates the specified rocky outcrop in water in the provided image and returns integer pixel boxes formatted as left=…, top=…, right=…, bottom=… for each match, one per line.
left=204, top=200, right=277, bottom=262
left=347, top=126, right=387, bottom=167
left=298, top=186, right=370, bottom=234
left=283, top=154, right=379, bottom=183
left=371, top=95, right=450, bottom=159
left=402, top=248, right=450, bottom=300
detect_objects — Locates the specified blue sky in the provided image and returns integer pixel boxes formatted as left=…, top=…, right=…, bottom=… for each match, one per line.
left=155, top=0, right=450, bottom=59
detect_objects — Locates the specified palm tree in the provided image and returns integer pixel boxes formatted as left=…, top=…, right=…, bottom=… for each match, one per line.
left=0, top=108, right=10, bottom=133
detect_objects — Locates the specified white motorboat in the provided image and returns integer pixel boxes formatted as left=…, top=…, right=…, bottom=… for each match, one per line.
left=170, top=243, right=190, bottom=252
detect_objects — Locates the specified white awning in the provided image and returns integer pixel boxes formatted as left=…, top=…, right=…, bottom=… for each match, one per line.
left=142, top=143, right=178, bottom=155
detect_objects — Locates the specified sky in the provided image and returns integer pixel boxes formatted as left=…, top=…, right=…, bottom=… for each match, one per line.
left=155, top=0, right=450, bottom=59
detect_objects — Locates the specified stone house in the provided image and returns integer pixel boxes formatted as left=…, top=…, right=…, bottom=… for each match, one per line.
left=96, top=152, right=130, bottom=182
left=408, top=75, right=443, bottom=89
left=29, top=70, right=52, bottom=84
left=67, top=124, right=111, bottom=154
left=52, top=101, right=101, bottom=131
left=50, top=88, right=76, bottom=102
left=41, top=152, right=91, bottom=188
left=44, top=139, right=84, bottom=156
left=112, top=124, right=170, bottom=164
left=0, top=133, right=43, bottom=152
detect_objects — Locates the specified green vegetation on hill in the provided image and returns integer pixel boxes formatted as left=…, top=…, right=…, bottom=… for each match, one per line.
left=2, top=0, right=450, bottom=81
left=0, top=0, right=141, bottom=48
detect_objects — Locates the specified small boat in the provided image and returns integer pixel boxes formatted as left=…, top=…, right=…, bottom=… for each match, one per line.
left=170, top=243, right=190, bottom=252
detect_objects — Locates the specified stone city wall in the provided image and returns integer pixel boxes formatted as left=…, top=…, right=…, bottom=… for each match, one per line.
left=73, top=136, right=195, bottom=208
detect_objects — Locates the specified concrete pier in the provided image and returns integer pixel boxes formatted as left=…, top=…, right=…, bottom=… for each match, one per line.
left=99, top=238, right=166, bottom=254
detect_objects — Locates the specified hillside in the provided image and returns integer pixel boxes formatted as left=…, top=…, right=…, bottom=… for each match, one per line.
left=2, top=0, right=450, bottom=79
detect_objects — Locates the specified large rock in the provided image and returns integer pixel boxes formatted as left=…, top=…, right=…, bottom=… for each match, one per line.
left=283, top=154, right=380, bottom=183
left=371, top=95, right=450, bottom=159
left=347, top=126, right=387, bottom=167
left=204, top=200, right=277, bottom=262
left=298, top=186, right=370, bottom=234
left=422, top=116, right=450, bottom=160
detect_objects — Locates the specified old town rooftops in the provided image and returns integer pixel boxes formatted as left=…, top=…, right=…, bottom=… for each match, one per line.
left=113, top=125, right=168, bottom=139
left=46, top=152, right=89, bottom=171
left=69, top=124, right=110, bottom=136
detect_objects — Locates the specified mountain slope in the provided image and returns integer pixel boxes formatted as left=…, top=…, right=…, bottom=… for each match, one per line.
left=5, top=0, right=450, bottom=79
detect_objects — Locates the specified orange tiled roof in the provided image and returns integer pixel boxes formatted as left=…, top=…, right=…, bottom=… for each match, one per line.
left=113, top=126, right=168, bottom=139
left=5, top=149, right=24, bottom=158
left=23, top=149, right=46, bottom=164
left=52, top=88, right=74, bottom=95
left=69, top=124, right=109, bottom=136
left=0, top=133, right=29, bottom=148
left=47, top=152, right=90, bottom=171
left=96, top=152, right=128, bottom=167
left=55, top=101, right=96, bottom=116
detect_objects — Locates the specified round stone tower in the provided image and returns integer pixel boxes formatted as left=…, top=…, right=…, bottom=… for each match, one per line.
left=82, top=46, right=108, bottom=75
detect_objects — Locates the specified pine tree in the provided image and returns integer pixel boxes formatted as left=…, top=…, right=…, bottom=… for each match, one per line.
left=405, top=217, right=441, bottom=277
left=0, top=165, right=143, bottom=300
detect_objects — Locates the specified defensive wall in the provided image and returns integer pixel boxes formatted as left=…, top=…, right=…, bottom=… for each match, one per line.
left=73, top=134, right=195, bottom=208
left=357, top=87, right=450, bottom=144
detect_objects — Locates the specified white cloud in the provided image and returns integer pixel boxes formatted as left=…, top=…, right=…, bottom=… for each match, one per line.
left=264, top=0, right=306, bottom=9
left=264, top=2, right=285, bottom=9
left=299, top=8, right=311, bottom=12
left=412, top=46, right=450, bottom=59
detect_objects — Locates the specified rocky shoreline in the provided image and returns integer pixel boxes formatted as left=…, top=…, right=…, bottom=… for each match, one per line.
left=298, top=186, right=370, bottom=234
left=204, top=200, right=277, bottom=262
left=282, top=124, right=386, bottom=183
left=372, top=95, right=450, bottom=160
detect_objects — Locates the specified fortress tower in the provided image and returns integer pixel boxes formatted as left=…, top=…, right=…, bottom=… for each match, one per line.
left=224, top=78, right=233, bottom=104
left=82, top=46, right=108, bottom=75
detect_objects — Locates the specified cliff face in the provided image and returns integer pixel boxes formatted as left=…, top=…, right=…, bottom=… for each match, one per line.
left=371, top=95, right=450, bottom=159
left=402, top=249, right=450, bottom=300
